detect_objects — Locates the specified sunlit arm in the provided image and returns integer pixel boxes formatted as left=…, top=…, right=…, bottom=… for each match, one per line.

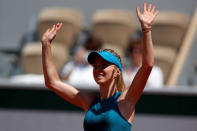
left=42, top=23, right=95, bottom=111
left=122, top=2, right=159, bottom=105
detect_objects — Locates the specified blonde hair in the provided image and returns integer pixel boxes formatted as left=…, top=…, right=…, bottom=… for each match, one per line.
left=101, top=49, right=125, bottom=92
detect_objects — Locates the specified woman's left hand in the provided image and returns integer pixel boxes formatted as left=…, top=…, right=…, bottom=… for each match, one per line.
left=42, top=23, right=62, bottom=45
left=136, top=2, right=159, bottom=28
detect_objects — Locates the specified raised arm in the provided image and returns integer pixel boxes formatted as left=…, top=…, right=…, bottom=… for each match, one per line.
left=42, top=23, right=95, bottom=111
left=121, top=3, right=159, bottom=105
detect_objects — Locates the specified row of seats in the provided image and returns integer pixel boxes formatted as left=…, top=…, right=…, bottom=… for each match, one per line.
left=22, top=8, right=84, bottom=74
left=152, top=12, right=190, bottom=83
left=22, top=8, right=137, bottom=73
left=21, top=7, right=190, bottom=85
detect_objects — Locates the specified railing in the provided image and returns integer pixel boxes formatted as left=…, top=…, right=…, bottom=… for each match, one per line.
left=1, top=82, right=197, bottom=116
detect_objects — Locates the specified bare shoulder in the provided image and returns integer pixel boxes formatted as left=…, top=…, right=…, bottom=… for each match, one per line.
left=79, top=91, right=98, bottom=111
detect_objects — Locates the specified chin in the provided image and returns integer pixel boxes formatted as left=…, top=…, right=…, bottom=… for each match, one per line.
left=95, top=79, right=106, bottom=86
left=96, top=80, right=104, bottom=85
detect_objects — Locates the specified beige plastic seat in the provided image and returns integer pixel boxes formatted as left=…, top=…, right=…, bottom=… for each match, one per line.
left=37, top=7, right=83, bottom=50
left=167, top=7, right=197, bottom=86
left=152, top=12, right=190, bottom=49
left=152, top=11, right=190, bottom=83
left=21, top=7, right=84, bottom=74
left=92, top=9, right=137, bottom=53
left=21, top=42, right=68, bottom=74
left=154, top=45, right=176, bottom=81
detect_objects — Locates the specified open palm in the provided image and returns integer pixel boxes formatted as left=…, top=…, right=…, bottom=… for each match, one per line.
left=42, top=23, right=62, bottom=44
left=136, top=2, right=159, bottom=28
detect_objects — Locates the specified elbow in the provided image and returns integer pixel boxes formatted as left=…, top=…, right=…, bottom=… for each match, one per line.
left=44, top=79, right=60, bottom=90
left=45, top=80, right=53, bottom=90
left=43, top=72, right=61, bottom=89
left=142, top=60, right=154, bottom=69
left=45, top=80, right=52, bottom=89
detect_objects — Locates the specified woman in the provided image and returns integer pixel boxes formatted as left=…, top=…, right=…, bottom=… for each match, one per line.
left=42, top=2, right=159, bottom=131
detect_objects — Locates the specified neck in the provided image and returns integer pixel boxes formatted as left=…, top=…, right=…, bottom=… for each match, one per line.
left=99, top=79, right=118, bottom=99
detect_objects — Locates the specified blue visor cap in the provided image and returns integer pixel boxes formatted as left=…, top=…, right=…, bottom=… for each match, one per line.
left=87, top=51, right=122, bottom=72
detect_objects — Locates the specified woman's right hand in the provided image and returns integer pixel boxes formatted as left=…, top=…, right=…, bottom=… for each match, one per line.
left=41, top=23, right=62, bottom=46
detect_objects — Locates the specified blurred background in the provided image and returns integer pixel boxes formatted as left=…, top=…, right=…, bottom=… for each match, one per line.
left=0, top=0, right=197, bottom=131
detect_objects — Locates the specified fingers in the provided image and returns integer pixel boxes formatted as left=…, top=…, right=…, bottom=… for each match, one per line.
left=51, top=25, right=56, bottom=32
left=56, top=22, right=62, bottom=31
left=45, top=28, right=50, bottom=34
left=148, top=4, right=152, bottom=12
left=142, top=2, right=158, bottom=14
left=46, top=25, right=55, bottom=35
left=143, top=2, right=147, bottom=12
left=136, top=7, right=142, bottom=17
left=47, top=22, right=62, bottom=34
left=154, top=10, right=159, bottom=17
left=137, top=2, right=159, bottom=25
left=42, top=22, right=62, bottom=43
left=43, top=28, right=50, bottom=37
left=151, top=5, right=156, bottom=13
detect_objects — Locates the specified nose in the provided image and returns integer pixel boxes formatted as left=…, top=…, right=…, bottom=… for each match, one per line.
left=94, top=66, right=103, bottom=71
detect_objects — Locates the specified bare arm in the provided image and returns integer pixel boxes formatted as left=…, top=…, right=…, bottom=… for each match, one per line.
left=121, top=3, right=159, bottom=105
left=42, top=23, right=95, bottom=111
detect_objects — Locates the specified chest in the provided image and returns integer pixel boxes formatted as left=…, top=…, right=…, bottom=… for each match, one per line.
left=85, top=107, right=120, bottom=126
left=84, top=98, right=131, bottom=131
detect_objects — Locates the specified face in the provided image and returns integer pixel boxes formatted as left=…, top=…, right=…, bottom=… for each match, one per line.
left=92, top=56, right=120, bottom=86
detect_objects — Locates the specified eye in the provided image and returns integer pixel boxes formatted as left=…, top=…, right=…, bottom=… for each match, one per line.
left=103, top=63, right=108, bottom=67
left=93, top=63, right=99, bottom=68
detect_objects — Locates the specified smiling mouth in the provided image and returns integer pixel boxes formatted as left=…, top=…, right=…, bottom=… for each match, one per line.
left=96, top=75, right=103, bottom=78
left=96, top=74, right=104, bottom=79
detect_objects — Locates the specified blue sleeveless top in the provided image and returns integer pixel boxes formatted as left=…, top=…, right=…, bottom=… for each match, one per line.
left=83, top=92, right=132, bottom=131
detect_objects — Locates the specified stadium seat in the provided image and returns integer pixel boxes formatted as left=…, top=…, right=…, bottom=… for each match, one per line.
left=21, top=7, right=84, bottom=74
left=167, top=7, right=197, bottom=86
left=92, top=9, right=137, bottom=57
left=37, top=7, right=84, bottom=50
left=152, top=11, right=190, bottom=83
left=21, top=42, right=68, bottom=74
